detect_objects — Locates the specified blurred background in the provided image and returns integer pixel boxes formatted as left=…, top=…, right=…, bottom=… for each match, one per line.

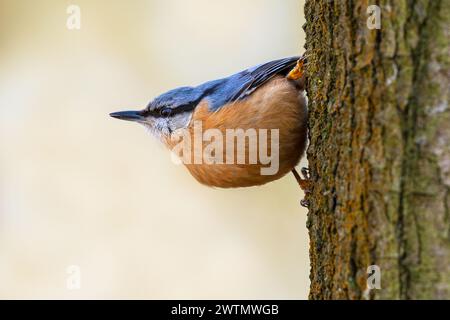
left=0, top=0, right=308, bottom=299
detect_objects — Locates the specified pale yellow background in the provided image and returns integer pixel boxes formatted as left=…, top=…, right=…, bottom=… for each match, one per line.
left=0, top=0, right=308, bottom=299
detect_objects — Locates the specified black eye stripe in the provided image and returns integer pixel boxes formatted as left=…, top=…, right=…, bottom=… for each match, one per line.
left=173, top=103, right=196, bottom=114
left=145, top=103, right=196, bottom=118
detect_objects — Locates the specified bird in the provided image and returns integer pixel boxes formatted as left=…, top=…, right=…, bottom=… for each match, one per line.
left=110, top=56, right=310, bottom=200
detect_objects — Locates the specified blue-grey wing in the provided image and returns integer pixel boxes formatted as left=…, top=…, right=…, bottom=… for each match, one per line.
left=228, top=56, right=300, bottom=102
left=198, top=56, right=301, bottom=111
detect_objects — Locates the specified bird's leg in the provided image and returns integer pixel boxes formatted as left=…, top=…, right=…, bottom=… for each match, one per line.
left=292, top=167, right=311, bottom=192
left=292, top=167, right=311, bottom=208
left=287, top=58, right=305, bottom=81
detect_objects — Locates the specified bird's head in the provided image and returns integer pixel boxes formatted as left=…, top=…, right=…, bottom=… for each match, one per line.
left=110, top=85, right=210, bottom=139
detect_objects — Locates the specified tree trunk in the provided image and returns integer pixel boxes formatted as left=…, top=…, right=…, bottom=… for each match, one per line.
left=304, top=0, right=450, bottom=299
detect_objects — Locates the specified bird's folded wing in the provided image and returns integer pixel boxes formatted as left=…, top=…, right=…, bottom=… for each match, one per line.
left=227, top=56, right=301, bottom=103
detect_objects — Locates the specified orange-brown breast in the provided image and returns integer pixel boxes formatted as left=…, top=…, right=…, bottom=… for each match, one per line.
left=166, top=76, right=307, bottom=188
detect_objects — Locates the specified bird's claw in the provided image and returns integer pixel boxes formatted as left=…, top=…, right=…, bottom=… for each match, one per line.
left=287, top=58, right=305, bottom=81
left=300, top=199, right=310, bottom=208
left=292, top=167, right=312, bottom=208
left=301, top=167, right=310, bottom=180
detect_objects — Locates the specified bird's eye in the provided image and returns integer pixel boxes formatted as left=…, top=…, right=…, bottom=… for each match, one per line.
left=159, top=107, right=172, bottom=117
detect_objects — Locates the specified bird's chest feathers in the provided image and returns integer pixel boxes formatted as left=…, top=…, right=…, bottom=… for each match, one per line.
left=164, top=77, right=307, bottom=188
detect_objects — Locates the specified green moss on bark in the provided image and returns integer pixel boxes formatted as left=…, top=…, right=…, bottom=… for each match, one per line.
left=304, top=0, right=450, bottom=299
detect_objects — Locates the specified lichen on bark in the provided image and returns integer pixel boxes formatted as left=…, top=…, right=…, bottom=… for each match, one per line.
left=304, top=0, right=450, bottom=299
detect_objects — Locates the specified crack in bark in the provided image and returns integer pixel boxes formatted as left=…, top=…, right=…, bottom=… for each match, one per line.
left=397, top=0, right=438, bottom=299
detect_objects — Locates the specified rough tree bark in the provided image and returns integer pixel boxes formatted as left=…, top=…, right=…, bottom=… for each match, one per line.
left=304, top=0, right=450, bottom=299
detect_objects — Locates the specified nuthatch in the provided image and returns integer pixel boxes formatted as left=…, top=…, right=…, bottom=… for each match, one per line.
left=111, top=56, right=310, bottom=194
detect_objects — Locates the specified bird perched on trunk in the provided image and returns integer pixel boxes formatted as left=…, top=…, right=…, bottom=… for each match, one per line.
left=110, top=56, right=310, bottom=199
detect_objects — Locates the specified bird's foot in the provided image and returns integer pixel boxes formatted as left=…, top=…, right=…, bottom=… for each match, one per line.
left=287, top=58, right=305, bottom=81
left=292, top=167, right=311, bottom=208
left=300, top=198, right=310, bottom=208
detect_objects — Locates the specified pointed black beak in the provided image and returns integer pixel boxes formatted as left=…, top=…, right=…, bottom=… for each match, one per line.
left=109, top=110, right=145, bottom=122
